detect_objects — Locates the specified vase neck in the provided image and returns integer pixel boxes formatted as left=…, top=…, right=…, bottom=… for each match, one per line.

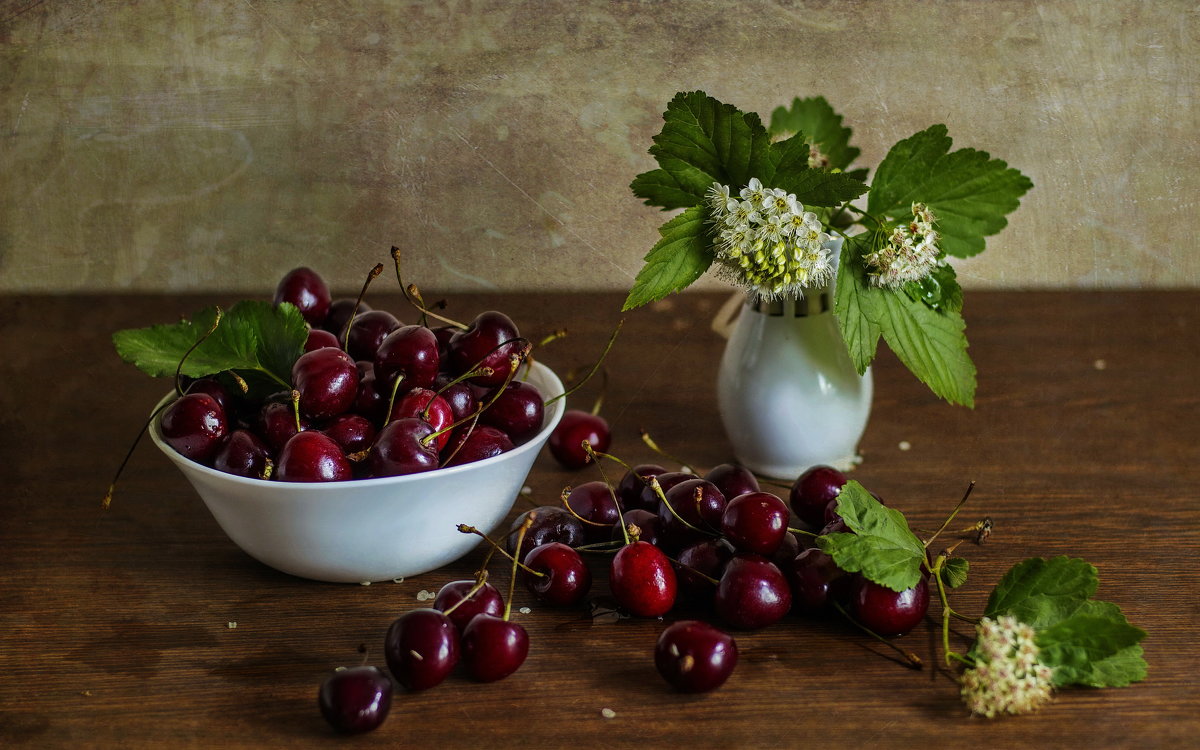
left=748, top=290, right=831, bottom=318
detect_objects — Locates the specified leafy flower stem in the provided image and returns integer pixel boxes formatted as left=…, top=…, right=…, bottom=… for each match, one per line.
left=930, top=552, right=973, bottom=666
left=924, top=481, right=976, bottom=550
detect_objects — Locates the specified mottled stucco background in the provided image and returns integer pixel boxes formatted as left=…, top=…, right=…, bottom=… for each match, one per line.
left=0, top=1, right=1195, bottom=294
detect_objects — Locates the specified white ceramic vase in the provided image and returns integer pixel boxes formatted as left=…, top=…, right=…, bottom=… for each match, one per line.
left=715, top=238, right=872, bottom=479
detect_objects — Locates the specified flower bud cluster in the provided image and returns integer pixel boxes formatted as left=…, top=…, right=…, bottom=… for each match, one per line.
left=706, top=178, right=833, bottom=299
left=863, top=202, right=941, bottom=289
left=960, top=615, right=1055, bottom=718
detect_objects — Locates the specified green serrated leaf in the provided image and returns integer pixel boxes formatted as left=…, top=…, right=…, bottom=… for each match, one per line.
left=877, top=291, right=976, bottom=407
left=1037, top=600, right=1147, bottom=687
left=767, top=132, right=868, bottom=207
left=868, top=124, right=1032, bottom=258
left=940, top=557, right=969, bottom=589
left=112, top=300, right=307, bottom=388
left=1084, top=643, right=1148, bottom=687
left=816, top=481, right=925, bottom=592
left=622, top=205, right=714, bottom=311
left=834, top=233, right=885, bottom=373
left=768, top=96, right=861, bottom=171
left=630, top=168, right=704, bottom=210
left=984, top=557, right=1099, bottom=629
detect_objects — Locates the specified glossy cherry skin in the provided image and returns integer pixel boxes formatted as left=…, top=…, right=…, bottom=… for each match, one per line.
left=322, top=413, right=377, bottom=455
left=255, top=400, right=311, bottom=453
left=274, top=267, right=331, bottom=326
left=432, top=375, right=478, bottom=422
left=443, top=426, right=513, bottom=467
left=384, top=608, right=460, bottom=691
left=850, top=576, right=930, bottom=637
left=612, top=509, right=663, bottom=547
left=353, top=362, right=387, bottom=425
left=275, top=431, right=352, bottom=482
left=789, top=465, right=848, bottom=529
left=705, top=463, right=760, bottom=501
left=616, top=463, right=668, bottom=511
left=317, top=665, right=392, bottom=734
left=374, top=324, right=440, bottom=393
left=480, top=381, right=545, bottom=444
left=506, top=506, right=587, bottom=562
left=346, top=309, right=402, bottom=361
left=714, top=555, right=792, bottom=630
left=659, top=478, right=726, bottom=550
left=610, top=541, right=677, bottom=617
left=547, top=410, right=610, bottom=469
left=563, top=481, right=622, bottom=543
left=433, top=580, right=505, bottom=635
left=447, top=311, right=523, bottom=387
left=461, top=613, right=529, bottom=682
left=635, top=471, right=693, bottom=515
left=654, top=620, right=738, bottom=693
left=292, top=347, right=360, bottom=420
left=368, top=418, right=439, bottom=477
left=388, top=387, right=453, bottom=450
left=321, top=297, right=370, bottom=338
left=213, top=429, right=272, bottom=479
left=304, top=327, right=341, bottom=352
left=184, top=377, right=234, bottom=417
left=675, top=538, right=734, bottom=603
left=721, top=492, right=790, bottom=556
left=522, top=542, right=592, bottom=606
left=160, top=393, right=227, bottom=464
left=787, top=548, right=849, bottom=614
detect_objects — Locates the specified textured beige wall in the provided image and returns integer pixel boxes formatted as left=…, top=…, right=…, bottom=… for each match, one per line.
left=0, top=1, right=1195, bottom=294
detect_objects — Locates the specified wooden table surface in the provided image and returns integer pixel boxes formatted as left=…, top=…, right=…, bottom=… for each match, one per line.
left=1, top=290, right=1197, bottom=748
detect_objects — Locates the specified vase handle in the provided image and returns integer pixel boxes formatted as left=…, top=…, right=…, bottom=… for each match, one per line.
left=711, top=292, right=744, bottom=340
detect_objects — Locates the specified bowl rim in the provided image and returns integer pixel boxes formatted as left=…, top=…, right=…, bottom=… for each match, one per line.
left=148, top=359, right=566, bottom=491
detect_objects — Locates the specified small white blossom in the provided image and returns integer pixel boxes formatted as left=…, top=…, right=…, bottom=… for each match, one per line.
left=961, top=615, right=1055, bottom=718
left=864, top=202, right=942, bottom=289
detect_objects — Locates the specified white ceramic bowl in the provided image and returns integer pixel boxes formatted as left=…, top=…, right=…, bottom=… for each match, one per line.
left=150, top=362, right=565, bottom=583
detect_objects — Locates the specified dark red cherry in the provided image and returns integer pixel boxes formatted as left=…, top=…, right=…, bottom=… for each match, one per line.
left=635, top=471, right=692, bottom=515
left=322, top=297, right=370, bottom=338
left=368, top=418, right=439, bottom=477
left=819, top=516, right=851, bottom=536
left=460, top=614, right=529, bottom=683
left=275, top=431, right=352, bottom=482
left=442, top=426, right=513, bottom=467
left=770, top=531, right=808, bottom=571
left=384, top=608, right=459, bottom=690
left=547, top=410, right=610, bottom=469
left=255, top=400, right=310, bottom=453
left=160, top=392, right=227, bottom=464
left=720, top=491, right=790, bottom=556
left=388, top=387, right=454, bottom=450
left=675, top=538, right=734, bottom=603
left=213, top=429, right=272, bottom=479
left=292, top=347, right=360, bottom=420
left=305, top=327, right=341, bottom=352
left=616, top=463, right=668, bottom=512
left=563, top=481, right=621, bottom=543
left=612, top=509, right=663, bottom=547
left=659, top=478, right=726, bottom=550
left=353, top=362, right=387, bottom=425
left=322, top=413, right=377, bottom=455
left=704, top=463, right=760, bottom=500
left=447, top=311, right=523, bottom=387
left=522, top=542, right=592, bottom=606
left=274, top=267, right=331, bottom=326
left=714, top=555, right=791, bottom=630
left=790, top=465, right=848, bottom=529
left=506, top=506, right=586, bottom=562
left=432, top=374, right=478, bottom=422
left=317, top=665, right=392, bottom=734
left=850, top=576, right=930, bottom=637
left=787, top=548, right=849, bottom=614
left=184, top=377, right=234, bottom=418
left=374, top=325, right=440, bottom=393
left=654, top=620, right=738, bottom=693
left=610, top=541, right=676, bottom=617
left=433, top=579, right=505, bottom=635
left=346, top=310, right=402, bottom=361
left=480, top=381, right=545, bottom=444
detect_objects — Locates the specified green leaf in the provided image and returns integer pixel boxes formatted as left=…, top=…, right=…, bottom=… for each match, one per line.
left=1037, top=600, right=1148, bottom=687
left=647, top=91, right=775, bottom=202
left=816, top=481, right=925, bottom=592
left=940, top=557, right=970, bottom=589
left=1084, top=643, right=1148, bottom=688
left=768, top=132, right=869, bottom=207
left=877, top=291, right=976, bottom=407
left=622, top=205, right=714, bottom=311
left=630, top=168, right=704, bottom=210
left=834, top=232, right=885, bottom=373
left=904, top=262, right=963, bottom=314
left=112, top=300, right=307, bottom=388
left=984, top=557, right=1099, bottom=629
left=768, top=96, right=861, bottom=171
left=868, top=124, right=1032, bottom=258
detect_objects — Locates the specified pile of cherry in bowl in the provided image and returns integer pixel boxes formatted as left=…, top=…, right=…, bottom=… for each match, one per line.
left=159, top=267, right=548, bottom=481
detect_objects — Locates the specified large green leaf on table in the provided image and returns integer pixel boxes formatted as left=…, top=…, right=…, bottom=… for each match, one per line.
left=877, top=290, right=976, bottom=407
left=868, top=124, right=1033, bottom=258
left=622, top=205, right=714, bottom=311
left=112, top=300, right=307, bottom=388
left=768, top=96, right=861, bottom=172
left=768, top=133, right=869, bottom=207
left=631, top=91, right=776, bottom=208
left=983, top=556, right=1098, bottom=629
left=816, top=481, right=925, bottom=592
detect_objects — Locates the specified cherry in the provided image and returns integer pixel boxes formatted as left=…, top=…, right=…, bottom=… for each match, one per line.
left=659, top=478, right=725, bottom=550
left=353, top=362, right=387, bottom=425
left=374, top=324, right=440, bottom=393
left=480, top=381, right=545, bottom=444
left=714, top=555, right=791, bottom=630
left=322, top=297, right=370, bottom=338
left=704, top=463, right=760, bottom=500
left=213, top=429, right=272, bottom=479
left=460, top=613, right=529, bottom=682
left=442, top=426, right=513, bottom=467
left=506, top=506, right=586, bottom=562
left=433, top=579, right=505, bottom=635
left=432, top=374, right=478, bottom=422
left=317, top=665, right=392, bottom=734
left=563, top=481, right=621, bottom=542
left=654, top=620, right=738, bottom=693
left=720, top=491, right=790, bottom=556
left=368, top=418, right=439, bottom=477
left=275, top=431, right=352, bottom=482
left=255, top=400, right=310, bottom=453
left=160, top=392, right=228, bottom=464
left=634, top=471, right=692, bottom=515
left=274, top=267, right=331, bottom=326
left=184, top=377, right=234, bottom=418
left=384, top=608, right=460, bottom=690
left=616, top=463, right=668, bottom=511
left=522, top=542, right=592, bottom=606
left=787, top=548, right=849, bottom=614
left=447, top=311, right=523, bottom=387
left=322, top=413, right=377, bottom=455
left=388, top=387, right=453, bottom=450
left=346, top=309, right=402, bottom=361
left=304, top=327, right=341, bottom=352
left=675, top=538, right=734, bottom=603
left=612, top=509, right=662, bottom=547
left=819, top=516, right=851, bottom=536
left=547, top=410, right=611, bottom=469
left=790, top=465, right=848, bottom=529
left=850, top=576, right=930, bottom=637
left=610, top=541, right=676, bottom=617
left=292, top=347, right=360, bottom=420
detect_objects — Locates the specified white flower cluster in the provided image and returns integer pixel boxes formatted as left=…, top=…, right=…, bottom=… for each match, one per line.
left=863, top=202, right=941, bottom=289
left=960, top=615, right=1055, bottom=718
left=706, top=178, right=833, bottom=299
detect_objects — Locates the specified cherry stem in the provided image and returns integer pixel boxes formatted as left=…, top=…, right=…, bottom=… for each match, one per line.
left=559, top=486, right=610, bottom=529
left=580, top=442, right=628, bottom=545
left=649, top=476, right=713, bottom=537
left=456, top=524, right=546, bottom=579
left=389, top=246, right=468, bottom=329
left=923, top=481, right=976, bottom=550
left=572, top=540, right=623, bottom=553
left=382, top=373, right=407, bottom=427
left=428, top=366, right=494, bottom=422
left=340, top=263, right=385, bottom=350
left=536, top=329, right=568, bottom=348
left=440, top=571, right=491, bottom=618
left=436, top=412, right=480, bottom=468
left=590, top=368, right=608, bottom=417
left=664, top=553, right=720, bottom=586
left=290, top=390, right=302, bottom=433
left=505, top=516, right=534, bottom=621
left=174, top=306, right=224, bottom=396
left=228, top=371, right=249, bottom=394
left=100, top=399, right=174, bottom=510
left=426, top=345, right=531, bottom=450
left=831, top=601, right=923, bottom=670
left=787, top=526, right=820, bottom=538
left=639, top=429, right=695, bottom=473
left=543, top=319, right=623, bottom=408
